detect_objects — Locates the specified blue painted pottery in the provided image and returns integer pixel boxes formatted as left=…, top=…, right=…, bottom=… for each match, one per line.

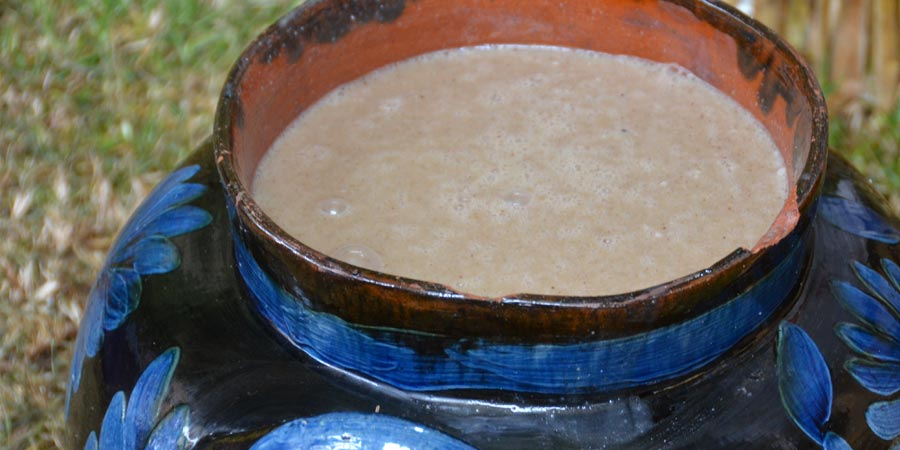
left=66, top=0, right=900, bottom=449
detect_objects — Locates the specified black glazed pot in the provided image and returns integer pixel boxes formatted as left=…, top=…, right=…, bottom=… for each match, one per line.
left=66, top=1, right=900, bottom=449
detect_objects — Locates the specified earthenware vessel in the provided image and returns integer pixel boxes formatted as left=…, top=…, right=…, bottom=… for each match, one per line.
left=66, top=1, right=900, bottom=449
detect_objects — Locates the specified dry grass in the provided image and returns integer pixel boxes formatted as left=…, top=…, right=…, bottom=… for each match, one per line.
left=1, top=1, right=301, bottom=447
left=1, top=1, right=898, bottom=449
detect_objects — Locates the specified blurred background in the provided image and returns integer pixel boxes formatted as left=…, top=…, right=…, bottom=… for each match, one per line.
left=1, top=0, right=898, bottom=448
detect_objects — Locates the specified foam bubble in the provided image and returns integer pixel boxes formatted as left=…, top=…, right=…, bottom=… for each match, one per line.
left=331, top=244, right=384, bottom=272
left=379, top=97, right=404, bottom=113
left=317, top=198, right=349, bottom=217
left=503, top=190, right=531, bottom=207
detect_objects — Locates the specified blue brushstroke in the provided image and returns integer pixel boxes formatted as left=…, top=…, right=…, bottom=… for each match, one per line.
left=845, top=359, right=900, bottom=396
left=83, top=432, right=98, bottom=450
left=68, top=165, right=211, bottom=417
left=124, top=348, right=181, bottom=449
left=819, top=195, right=900, bottom=244
left=81, top=348, right=191, bottom=450
left=822, top=432, right=853, bottom=450
left=833, top=258, right=900, bottom=443
left=99, top=392, right=126, bottom=449
left=836, top=323, right=900, bottom=362
left=883, top=259, right=900, bottom=300
left=249, top=412, right=474, bottom=450
left=145, top=406, right=191, bottom=450
left=236, top=229, right=804, bottom=394
left=831, top=281, right=900, bottom=342
left=777, top=322, right=833, bottom=445
left=866, top=398, right=900, bottom=440
left=853, top=261, right=900, bottom=317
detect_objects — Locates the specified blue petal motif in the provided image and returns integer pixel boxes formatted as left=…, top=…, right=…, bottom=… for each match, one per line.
left=129, top=237, right=180, bottom=275
left=845, top=358, right=900, bottom=396
left=83, top=432, right=98, bottom=450
left=67, top=164, right=210, bottom=418
left=822, top=432, right=853, bottom=450
left=884, top=259, right=900, bottom=296
left=834, top=258, right=900, bottom=444
left=123, top=348, right=180, bottom=449
left=67, top=286, right=107, bottom=412
left=81, top=348, right=188, bottom=450
left=831, top=281, right=900, bottom=342
left=836, top=323, right=900, bottom=362
left=777, top=322, right=833, bottom=445
left=249, top=412, right=475, bottom=450
left=866, top=398, right=900, bottom=440
left=853, top=261, right=900, bottom=318
left=114, top=166, right=206, bottom=250
left=98, top=392, right=126, bottom=449
left=145, top=406, right=191, bottom=450
left=130, top=206, right=212, bottom=243
left=819, top=195, right=900, bottom=244
left=103, top=268, right=142, bottom=331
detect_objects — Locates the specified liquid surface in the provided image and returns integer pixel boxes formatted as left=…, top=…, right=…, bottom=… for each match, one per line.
left=253, top=46, right=787, bottom=297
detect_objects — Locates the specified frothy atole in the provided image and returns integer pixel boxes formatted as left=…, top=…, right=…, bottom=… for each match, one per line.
left=252, top=45, right=788, bottom=297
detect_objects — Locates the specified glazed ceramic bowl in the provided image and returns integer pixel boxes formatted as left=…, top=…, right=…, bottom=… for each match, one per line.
left=67, top=1, right=900, bottom=449
left=215, top=0, right=825, bottom=389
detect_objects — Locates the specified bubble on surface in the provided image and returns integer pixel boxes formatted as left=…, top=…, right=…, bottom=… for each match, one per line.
left=503, top=190, right=531, bottom=207
left=379, top=96, right=404, bottom=112
left=331, top=244, right=385, bottom=272
left=317, top=198, right=350, bottom=217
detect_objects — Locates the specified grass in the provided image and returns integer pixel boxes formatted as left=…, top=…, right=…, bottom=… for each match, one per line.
left=1, top=1, right=898, bottom=449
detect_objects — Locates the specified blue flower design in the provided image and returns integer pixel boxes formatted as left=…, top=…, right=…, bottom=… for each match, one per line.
left=83, top=348, right=191, bottom=450
left=833, top=259, right=900, bottom=442
left=776, top=321, right=852, bottom=449
left=67, top=165, right=211, bottom=416
left=249, top=412, right=475, bottom=450
left=819, top=195, right=900, bottom=244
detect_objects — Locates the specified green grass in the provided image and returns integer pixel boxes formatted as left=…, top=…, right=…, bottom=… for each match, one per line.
left=1, top=1, right=898, bottom=449
left=0, top=1, right=302, bottom=448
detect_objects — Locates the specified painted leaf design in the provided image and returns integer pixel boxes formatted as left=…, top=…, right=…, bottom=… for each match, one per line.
left=66, top=280, right=111, bottom=416
left=884, top=259, right=900, bottom=296
left=836, top=323, right=900, bottom=362
left=115, top=166, right=205, bottom=248
left=98, top=391, right=126, bottom=449
left=83, top=432, right=98, bottom=450
left=845, top=358, right=900, bottom=396
left=866, top=398, right=900, bottom=440
left=822, top=432, right=853, bottom=450
left=819, top=195, right=900, bottom=244
left=103, top=269, right=142, bottom=331
left=123, top=348, right=180, bottom=449
left=853, top=261, right=900, bottom=318
left=777, top=321, right=832, bottom=445
left=249, top=412, right=475, bottom=450
left=145, top=406, right=191, bottom=450
left=130, top=237, right=180, bottom=275
left=831, top=281, right=900, bottom=341
left=136, top=206, right=212, bottom=241
left=68, top=164, right=210, bottom=418
left=80, top=348, right=189, bottom=450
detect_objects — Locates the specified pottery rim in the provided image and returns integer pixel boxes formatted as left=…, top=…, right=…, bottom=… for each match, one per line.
left=213, top=0, right=828, bottom=341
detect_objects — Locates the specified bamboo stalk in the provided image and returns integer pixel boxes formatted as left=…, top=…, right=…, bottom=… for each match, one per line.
left=870, top=0, right=900, bottom=110
left=722, top=0, right=900, bottom=116
left=830, top=0, right=869, bottom=114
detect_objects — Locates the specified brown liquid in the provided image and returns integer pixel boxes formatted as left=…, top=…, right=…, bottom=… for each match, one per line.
left=253, top=45, right=787, bottom=297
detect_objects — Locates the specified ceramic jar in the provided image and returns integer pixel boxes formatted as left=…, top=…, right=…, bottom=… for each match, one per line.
left=66, top=1, right=900, bottom=449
